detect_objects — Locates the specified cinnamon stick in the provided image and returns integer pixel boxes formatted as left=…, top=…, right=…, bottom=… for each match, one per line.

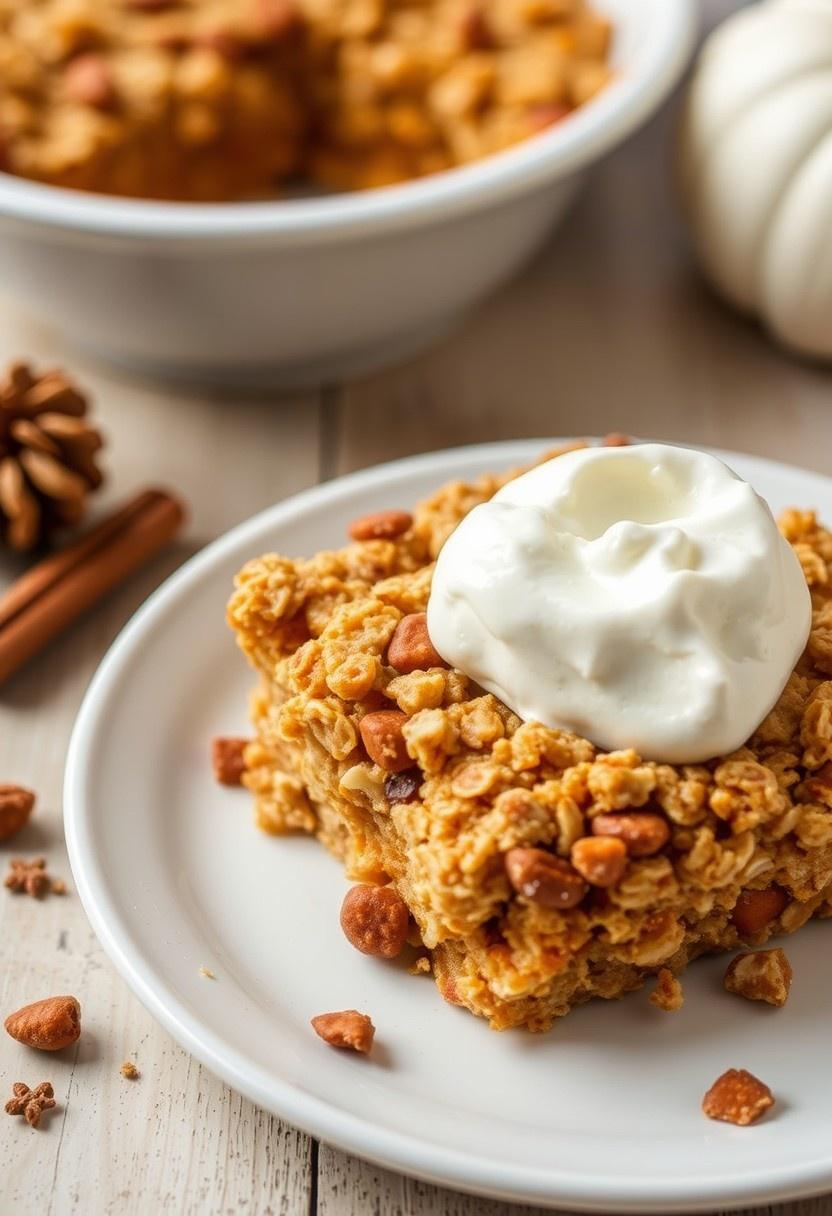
left=0, top=488, right=185, bottom=685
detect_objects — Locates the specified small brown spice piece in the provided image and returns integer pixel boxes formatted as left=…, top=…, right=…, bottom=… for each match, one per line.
left=732, top=886, right=788, bottom=940
left=340, top=884, right=410, bottom=958
left=0, top=784, right=36, bottom=841
left=65, top=54, right=116, bottom=109
left=386, top=613, right=447, bottom=674
left=4, top=995, right=81, bottom=1051
left=591, top=811, right=670, bottom=857
left=212, top=737, right=248, bottom=786
left=702, top=1068, right=774, bottom=1126
left=504, top=847, right=588, bottom=910
left=5, top=1081, right=56, bottom=1128
left=348, top=510, right=412, bottom=542
left=724, top=948, right=793, bottom=1007
left=649, top=968, right=684, bottom=1012
left=359, top=710, right=411, bottom=772
left=311, top=1010, right=374, bottom=1053
left=120, top=1061, right=140, bottom=1080
left=384, top=768, right=420, bottom=805
left=570, top=836, right=627, bottom=887
left=4, top=856, right=52, bottom=898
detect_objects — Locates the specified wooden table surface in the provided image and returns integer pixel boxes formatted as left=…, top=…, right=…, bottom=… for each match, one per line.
left=3, top=2, right=832, bottom=1213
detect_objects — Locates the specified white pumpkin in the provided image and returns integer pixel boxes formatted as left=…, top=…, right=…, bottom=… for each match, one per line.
left=679, top=0, right=832, bottom=360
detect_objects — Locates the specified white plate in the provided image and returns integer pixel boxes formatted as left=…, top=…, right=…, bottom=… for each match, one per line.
left=65, top=440, right=832, bottom=1214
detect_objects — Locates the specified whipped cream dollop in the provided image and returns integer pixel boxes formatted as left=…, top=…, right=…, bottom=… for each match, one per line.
left=427, top=443, right=811, bottom=764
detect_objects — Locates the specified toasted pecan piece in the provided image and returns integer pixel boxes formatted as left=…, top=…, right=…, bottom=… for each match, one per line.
left=570, top=836, right=627, bottom=887
left=311, top=1010, right=374, bottom=1053
left=212, top=737, right=248, bottom=786
left=591, top=811, right=670, bottom=857
left=5, top=996, right=81, bottom=1052
left=387, top=613, right=447, bottom=674
left=732, top=886, right=788, bottom=940
left=0, top=784, right=35, bottom=842
left=724, top=948, right=792, bottom=1007
left=504, top=847, right=588, bottom=910
left=348, top=510, right=412, bottom=542
left=359, top=710, right=411, bottom=772
left=340, top=884, right=409, bottom=958
left=702, top=1068, right=774, bottom=1126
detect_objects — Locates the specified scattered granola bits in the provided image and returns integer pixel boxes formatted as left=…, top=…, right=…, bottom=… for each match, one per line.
left=384, top=768, right=421, bottom=805
left=212, top=737, right=248, bottom=786
left=723, top=948, right=793, bottom=1007
left=340, top=884, right=410, bottom=958
left=4, top=857, right=58, bottom=898
left=348, top=510, right=412, bottom=542
left=409, top=956, right=432, bottom=976
left=504, top=847, right=589, bottom=910
left=0, top=784, right=36, bottom=841
left=649, top=968, right=684, bottom=1012
left=4, top=995, right=81, bottom=1052
left=311, top=1010, right=375, bottom=1054
left=5, top=1081, right=56, bottom=1128
left=702, top=1068, right=775, bottom=1126
left=199, top=966, right=216, bottom=980
left=120, top=1061, right=140, bottom=1080
left=731, top=886, right=789, bottom=940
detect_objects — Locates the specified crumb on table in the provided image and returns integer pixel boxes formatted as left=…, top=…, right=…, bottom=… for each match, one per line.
left=649, top=968, right=684, bottom=1012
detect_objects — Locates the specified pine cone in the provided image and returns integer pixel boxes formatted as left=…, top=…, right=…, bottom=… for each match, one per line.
left=0, top=361, right=104, bottom=552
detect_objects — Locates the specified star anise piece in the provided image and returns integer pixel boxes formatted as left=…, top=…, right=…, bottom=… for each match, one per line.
left=0, top=361, right=105, bottom=551
left=5, top=1081, right=56, bottom=1128
left=4, top=856, right=55, bottom=898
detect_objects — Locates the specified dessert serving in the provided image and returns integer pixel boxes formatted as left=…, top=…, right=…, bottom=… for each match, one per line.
left=228, top=440, right=832, bottom=1032
left=0, top=0, right=613, bottom=200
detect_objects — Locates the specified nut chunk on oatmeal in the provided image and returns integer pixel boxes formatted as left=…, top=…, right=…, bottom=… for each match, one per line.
left=228, top=447, right=832, bottom=1031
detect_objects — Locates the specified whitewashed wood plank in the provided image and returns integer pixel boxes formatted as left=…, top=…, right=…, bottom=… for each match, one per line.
left=0, top=309, right=321, bottom=1216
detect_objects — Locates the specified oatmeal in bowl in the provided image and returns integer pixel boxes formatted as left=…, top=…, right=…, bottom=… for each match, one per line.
left=0, top=0, right=613, bottom=201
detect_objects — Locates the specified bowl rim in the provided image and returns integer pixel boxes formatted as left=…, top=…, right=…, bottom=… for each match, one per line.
left=0, top=0, right=696, bottom=243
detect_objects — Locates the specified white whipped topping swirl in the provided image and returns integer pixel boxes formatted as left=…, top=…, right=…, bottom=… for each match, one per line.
left=427, top=443, right=811, bottom=764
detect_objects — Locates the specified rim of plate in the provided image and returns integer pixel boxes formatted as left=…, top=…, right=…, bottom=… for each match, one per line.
left=65, top=439, right=832, bottom=1213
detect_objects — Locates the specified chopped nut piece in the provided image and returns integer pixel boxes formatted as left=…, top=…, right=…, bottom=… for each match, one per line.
left=212, top=737, right=248, bottom=786
left=340, top=884, right=410, bottom=958
left=591, top=811, right=670, bottom=857
left=348, top=510, right=413, bottom=542
left=649, top=968, right=684, bottom=1012
left=4, top=996, right=81, bottom=1052
left=702, top=1068, right=774, bottom=1126
left=384, top=769, right=421, bottom=805
left=387, top=613, right=447, bottom=674
left=65, top=54, right=116, bottom=109
left=570, top=836, right=627, bottom=887
left=504, top=847, right=588, bottom=910
left=5, top=1081, right=56, bottom=1128
left=732, top=886, right=788, bottom=940
left=723, top=948, right=792, bottom=1007
left=359, top=710, right=411, bottom=772
left=0, top=784, right=35, bottom=841
left=120, top=1061, right=140, bottom=1080
left=311, top=1010, right=374, bottom=1053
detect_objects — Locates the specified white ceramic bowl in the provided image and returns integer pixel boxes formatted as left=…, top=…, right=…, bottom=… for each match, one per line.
left=0, top=0, right=695, bottom=387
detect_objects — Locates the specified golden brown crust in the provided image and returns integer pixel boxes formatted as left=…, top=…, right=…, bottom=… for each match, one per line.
left=0, top=0, right=612, bottom=200
left=229, top=447, right=832, bottom=1030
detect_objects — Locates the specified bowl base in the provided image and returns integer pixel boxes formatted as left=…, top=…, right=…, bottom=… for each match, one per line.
left=71, top=314, right=463, bottom=394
